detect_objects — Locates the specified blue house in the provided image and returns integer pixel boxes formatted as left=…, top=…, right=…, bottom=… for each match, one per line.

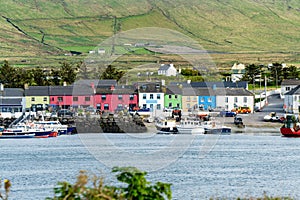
left=197, top=88, right=216, bottom=110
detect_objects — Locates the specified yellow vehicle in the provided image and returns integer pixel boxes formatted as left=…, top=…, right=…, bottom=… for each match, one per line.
left=232, top=106, right=251, bottom=114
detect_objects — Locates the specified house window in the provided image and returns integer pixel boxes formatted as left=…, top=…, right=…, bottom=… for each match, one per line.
left=177, top=103, right=180, bottom=108
left=143, top=94, right=146, bottom=100
left=225, top=105, right=229, bottom=110
left=58, top=97, right=63, bottom=102
left=286, top=86, right=290, bottom=91
left=118, top=95, right=123, bottom=100
left=143, top=104, right=147, bottom=109
left=31, top=97, right=35, bottom=102
left=157, top=94, right=161, bottom=99
left=51, top=97, right=54, bottom=101
left=150, top=94, right=154, bottom=99
left=234, top=97, right=238, bottom=103
left=243, top=97, right=247, bottom=103
left=295, top=96, right=297, bottom=101
left=85, top=96, right=90, bottom=101
left=150, top=104, right=153, bottom=110
left=187, top=96, right=190, bottom=101
left=225, top=97, right=228, bottom=103
left=73, top=97, right=78, bottom=102
left=169, top=95, right=172, bottom=99
left=208, top=97, right=212, bottom=102
left=157, top=104, right=161, bottom=110
left=43, top=97, right=47, bottom=102
left=175, top=95, right=178, bottom=99
left=129, top=95, right=134, bottom=100
left=193, top=96, right=197, bottom=101
left=104, top=104, right=109, bottom=110
left=101, top=95, right=106, bottom=100
left=187, top=103, right=190, bottom=108
left=201, top=97, right=204, bottom=102
left=169, top=103, right=172, bottom=108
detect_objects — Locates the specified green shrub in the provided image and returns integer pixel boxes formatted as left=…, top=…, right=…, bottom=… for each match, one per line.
left=46, top=167, right=172, bottom=200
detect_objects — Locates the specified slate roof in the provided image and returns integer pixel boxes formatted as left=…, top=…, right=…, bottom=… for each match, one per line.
left=2, top=88, right=24, bottom=97
left=281, top=79, right=300, bottom=86
left=165, top=85, right=182, bottom=95
left=285, top=85, right=300, bottom=95
left=170, top=81, right=247, bottom=89
left=215, top=88, right=254, bottom=96
left=0, top=98, right=23, bottom=105
left=137, top=82, right=163, bottom=93
left=158, top=64, right=173, bottom=71
left=25, top=86, right=49, bottom=96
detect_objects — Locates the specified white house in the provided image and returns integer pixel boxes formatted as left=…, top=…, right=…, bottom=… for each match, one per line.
left=231, top=63, right=245, bottom=82
left=280, top=79, right=300, bottom=99
left=215, top=88, right=254, bottom=112
left=283, top=85, right=300, bottom=114
left=138, top=82, right=165, bottom=117
left=158, top=64, right=177, bottom=76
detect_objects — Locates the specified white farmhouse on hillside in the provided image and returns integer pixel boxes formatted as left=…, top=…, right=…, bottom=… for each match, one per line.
left=231, top=63, right=245, bottom=82
left=158, top=64, right=177, bottom=76
left=284, top=85, right=300, bottom=113
left=215, top=88, right=254, bottom=112
left=280, top=79, right=300, bottom=99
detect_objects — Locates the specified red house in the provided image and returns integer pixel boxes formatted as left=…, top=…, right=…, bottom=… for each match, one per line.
left=49, top=84, right=95, bottom=109
left=95, top=85, right=138, bottom=112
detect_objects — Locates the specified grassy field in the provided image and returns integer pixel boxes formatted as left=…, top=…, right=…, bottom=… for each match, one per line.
left=0, top=0, right=300, bottom=68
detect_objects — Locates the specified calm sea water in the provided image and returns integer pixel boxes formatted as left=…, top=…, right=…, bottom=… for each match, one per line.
left=1, top=133, right=300, bottom=199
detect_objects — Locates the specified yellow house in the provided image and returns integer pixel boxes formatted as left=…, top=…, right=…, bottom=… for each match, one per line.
left=24, top=86, right=50, bottom=109
left=181, top=86, right=198, bottom=112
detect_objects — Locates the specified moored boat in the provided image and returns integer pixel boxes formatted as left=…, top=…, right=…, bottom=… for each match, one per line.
left=0, top=131, right=35, bottom=139
left=202, top=120, right=231, bottom=134
left=155, top=118, right=178, bottom=134
left=280, top=114, right=300, bottom=137
left=176, top=118, right=205, bottom=134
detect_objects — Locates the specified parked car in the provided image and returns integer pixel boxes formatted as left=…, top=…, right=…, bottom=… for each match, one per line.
left=85, top=106, right=96, bottom=114
left=220, top=110, right=237, bottom=117
left=234, top=116, right=243, bottom=125
left=57, top=109, right=74, bottom=117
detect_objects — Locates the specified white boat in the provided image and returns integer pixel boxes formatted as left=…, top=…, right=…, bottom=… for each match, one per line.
left=176, top=118, right=205, bottom=134
left=33, top=120, right=68, bottom=135
left=202, top=120, right=231, bottom=134
left=155, top=118, right=178, bottom=134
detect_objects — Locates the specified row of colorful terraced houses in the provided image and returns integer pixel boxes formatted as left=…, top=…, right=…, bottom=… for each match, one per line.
left=0, top=79, right=254, bottom=118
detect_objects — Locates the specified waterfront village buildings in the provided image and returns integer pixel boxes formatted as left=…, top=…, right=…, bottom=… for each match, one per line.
left=0, top=79, right=256, bottom=118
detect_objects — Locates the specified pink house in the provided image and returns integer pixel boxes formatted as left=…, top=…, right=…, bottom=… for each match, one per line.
left=95, top=85, right=138, bottom=112
left=49, top=84, right=95, bottom=109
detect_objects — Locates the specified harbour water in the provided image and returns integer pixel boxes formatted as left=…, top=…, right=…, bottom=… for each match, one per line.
left=1, top=133, right=300, bottom=199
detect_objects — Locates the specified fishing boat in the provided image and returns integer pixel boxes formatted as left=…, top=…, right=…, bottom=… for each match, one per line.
left=155, top=118, right=178, bottom=134
left=280, top=115, right=300, bottom=137
left=176, top=118, right=205, bottom=134
left=0, top=130, right=35, bottom=139
left=7, top=123, right=52, bottom=138
left=202, top=120, right=231, bottom=134
left=33, top=120, right=68, bottom=135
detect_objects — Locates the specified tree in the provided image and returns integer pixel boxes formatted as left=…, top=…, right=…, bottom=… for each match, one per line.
left=282, top=65, right=299, bottom=79
left=100, top=65, right=125, bottom=81
left=241, top=64, right=261, bottom=84
left=59, top=62, right=77, bottom=85
left=0, top=60, right=16, bottom=88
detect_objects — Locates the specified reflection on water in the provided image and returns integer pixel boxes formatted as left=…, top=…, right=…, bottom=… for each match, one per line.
left=0, top=134, right=300, bottom=199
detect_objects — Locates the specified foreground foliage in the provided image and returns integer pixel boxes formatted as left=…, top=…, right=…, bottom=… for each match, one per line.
left=0, top=179, right=11, bottom=200
left=46, top=167, right=172, bottom=200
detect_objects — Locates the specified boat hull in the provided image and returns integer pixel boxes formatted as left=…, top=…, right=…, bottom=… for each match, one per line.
left=280, top=127, right=300, bottom=137
left=0, top=132, right=35, bottom=139
left=177, top=127, right=205, bottom=134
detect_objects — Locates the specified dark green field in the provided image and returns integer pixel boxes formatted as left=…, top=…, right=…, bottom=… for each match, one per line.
left=1, top=0, right=300, bottom=67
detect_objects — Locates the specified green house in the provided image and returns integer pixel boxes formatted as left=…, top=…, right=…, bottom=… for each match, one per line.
left=164, top=85, right=182, bottom=109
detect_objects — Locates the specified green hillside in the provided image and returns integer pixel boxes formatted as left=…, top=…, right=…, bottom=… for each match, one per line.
left=0, top=0, right=300, bottom=66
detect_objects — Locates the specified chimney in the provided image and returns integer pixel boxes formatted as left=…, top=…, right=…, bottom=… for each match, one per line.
left=161, top=79, right=165, bottom=86
left=110, top=85, right=115, bottom=91
left=63, top=81, right=67, bottom=86
left=24, top=83, right=28, bottom=89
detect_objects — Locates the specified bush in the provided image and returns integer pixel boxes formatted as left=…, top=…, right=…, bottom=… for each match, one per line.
left=46, top=167, right=172, bottom=200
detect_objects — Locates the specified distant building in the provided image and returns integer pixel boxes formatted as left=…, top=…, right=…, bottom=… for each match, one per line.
left=158, top=64, right=177, bottom=76
left=231, top=63, right=245, bottom=82
left=281, top=79, right=300, bottom=99
left=283, top=85, right=300, bottom=113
